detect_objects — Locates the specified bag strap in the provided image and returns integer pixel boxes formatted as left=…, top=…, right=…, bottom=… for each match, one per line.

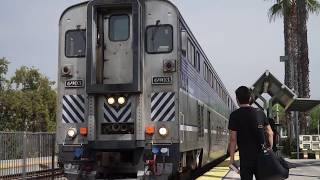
left=255, top=109, right=267, bottom=150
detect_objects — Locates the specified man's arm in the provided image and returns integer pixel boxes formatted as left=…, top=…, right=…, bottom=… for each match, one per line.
left=228, top=130, right=237, bottom=165
left=265, top=125, right=274, bottom=149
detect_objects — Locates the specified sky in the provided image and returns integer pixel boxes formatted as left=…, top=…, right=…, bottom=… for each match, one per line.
left=0, top=0, right=319, bottom=100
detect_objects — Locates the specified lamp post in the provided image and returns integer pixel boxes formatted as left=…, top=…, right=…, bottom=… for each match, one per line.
left=296, top=111, right=300, bottom=159
left=318, top=113, right=320, bottom=135
left=276, top=104, right=280, bottom=124
left=280, top=55, right=296, bottom=140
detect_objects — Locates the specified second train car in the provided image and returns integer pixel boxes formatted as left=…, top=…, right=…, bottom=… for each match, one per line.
left=56, top=0, right=237, bottom=179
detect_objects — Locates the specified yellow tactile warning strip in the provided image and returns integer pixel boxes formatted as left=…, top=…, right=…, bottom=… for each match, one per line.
left=196, top=152, right=239, bottom=180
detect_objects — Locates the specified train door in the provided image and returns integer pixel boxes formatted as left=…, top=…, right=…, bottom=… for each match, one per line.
left=207, top=111, right=211, bottom=158
left=197, top=102, right=204, bottom=139
left=103, top=11, right=133, bottom=84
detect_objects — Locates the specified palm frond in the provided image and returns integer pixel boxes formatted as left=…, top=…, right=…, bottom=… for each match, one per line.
left=306, top=0, right=320, bottom=14
left=268, top=2, right=284, bottom=22
left=267, top=0, right=293, bottom=22
left=283, top=0, right=294, bottom=15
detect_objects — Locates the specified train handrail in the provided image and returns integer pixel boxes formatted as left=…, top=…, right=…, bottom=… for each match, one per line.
left=179, top=112, right=185, bottom=143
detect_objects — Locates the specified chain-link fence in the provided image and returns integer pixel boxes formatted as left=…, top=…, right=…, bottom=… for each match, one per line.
left=0, top=132, right=62, bottom=179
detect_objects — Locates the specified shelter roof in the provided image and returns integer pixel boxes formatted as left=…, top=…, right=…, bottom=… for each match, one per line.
left=251, top=71, right=320, bottom=112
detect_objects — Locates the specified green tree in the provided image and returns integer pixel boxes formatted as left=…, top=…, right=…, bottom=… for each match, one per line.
left=11, top=66, right=42, bottom=91
left=272, top=104, right=286, bottom=124
left=0, top=63, right=57, bottom=132
left=267, top=0, right=320, bottom=134
left=309, top=105, right=320, bottom=134
left=0, top=57, right=9, bottom=90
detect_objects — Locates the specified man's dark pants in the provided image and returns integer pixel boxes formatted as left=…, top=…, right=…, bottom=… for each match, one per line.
left=240, top=159, right=260, bottom=180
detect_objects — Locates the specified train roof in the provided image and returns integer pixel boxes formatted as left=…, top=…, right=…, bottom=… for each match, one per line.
left=59, top=1, right=88, bottom=22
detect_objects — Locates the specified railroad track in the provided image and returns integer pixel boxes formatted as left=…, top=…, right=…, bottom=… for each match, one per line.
left=0, top=155, right=228, bottom=180
left=0, top=168, right=63, bottom=180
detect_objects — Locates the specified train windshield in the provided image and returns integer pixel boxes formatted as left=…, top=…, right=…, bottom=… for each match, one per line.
left=65, top=30, right=86, bottom=58
left=146, top=25, right=173, bottom=53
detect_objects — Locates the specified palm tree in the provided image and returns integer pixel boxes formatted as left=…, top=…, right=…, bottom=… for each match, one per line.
left=296, top=0, right=318, bottom=134
left=268, top=0, right=297, bottom=91
left=296, top=0, right=320, bottom=98
left=267, top=0, right=320, bottom=134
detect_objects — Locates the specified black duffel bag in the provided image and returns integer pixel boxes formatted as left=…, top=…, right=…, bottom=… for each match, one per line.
left=255, top=109, right=289, bottom=180
left=256, top=147, right=289, bottom=180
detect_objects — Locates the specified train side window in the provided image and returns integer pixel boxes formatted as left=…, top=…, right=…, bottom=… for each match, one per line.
left=203, top=63, right=205, bottom=80
left=203, top=63, right=207, bottom=81
left=212, top=73, right=214, bottom=88
left=215, top=78, right=219, bottom=93
left=207, top=69, right=212, bottom=86
left=146, top=25, right=173, bottom=53
left=206, top=65, right=209, bottom=82
left=195, top=51, right=200, bottom=72
left=109, top=15, right=130, bottom=41
left=210, top=71, right=213, bottom=87
left=212, top=75, right=216, bottom=89
left=181, top=30, right=187, bottom=57
left=65, top=30, right=86, bottom=58
left=187, top=39, right=195, bottom=66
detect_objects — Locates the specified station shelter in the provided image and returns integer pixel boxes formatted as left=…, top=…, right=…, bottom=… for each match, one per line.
left=249, top=71, right=320, bottom=157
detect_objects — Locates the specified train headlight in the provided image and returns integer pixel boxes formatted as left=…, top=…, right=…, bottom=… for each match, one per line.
left=67, top=128, right=77, bottom=138
left=118, top=97, right=126, bottom=105
left=107, top=97, right=115, bottom=105
left=158, top=127, right=168, bottom=136
left=64, top=163, right=72, bottom=170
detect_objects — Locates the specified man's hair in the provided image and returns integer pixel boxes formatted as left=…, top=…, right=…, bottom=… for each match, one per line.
left=235, top=86, right=251, bottom=104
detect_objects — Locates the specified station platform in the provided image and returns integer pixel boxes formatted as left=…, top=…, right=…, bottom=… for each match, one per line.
left=197, top=152, right=320, bottom=180
left=196, top=153, right=240, bottom=180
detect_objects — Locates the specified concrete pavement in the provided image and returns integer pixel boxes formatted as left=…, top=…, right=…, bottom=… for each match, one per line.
left=223, top=159, right=320, bottom=180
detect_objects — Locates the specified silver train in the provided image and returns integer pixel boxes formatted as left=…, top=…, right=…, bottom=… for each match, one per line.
left=56, top=0, right=236, bottom=179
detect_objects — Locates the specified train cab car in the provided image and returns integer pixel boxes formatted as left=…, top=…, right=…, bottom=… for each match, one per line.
left=56, top=0, right=236, bottom=179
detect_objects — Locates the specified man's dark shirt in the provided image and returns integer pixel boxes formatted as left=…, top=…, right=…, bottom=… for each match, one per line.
left=228, top=106, right=269, bottom=161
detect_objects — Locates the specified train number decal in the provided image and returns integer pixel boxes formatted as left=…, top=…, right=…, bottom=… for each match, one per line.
left=65, top=80, right=84, bottom=88
left=152, top=76, right=172, bottom=85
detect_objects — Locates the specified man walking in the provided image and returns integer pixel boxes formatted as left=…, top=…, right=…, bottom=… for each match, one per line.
left=228, top=86, right=274, bottom=180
